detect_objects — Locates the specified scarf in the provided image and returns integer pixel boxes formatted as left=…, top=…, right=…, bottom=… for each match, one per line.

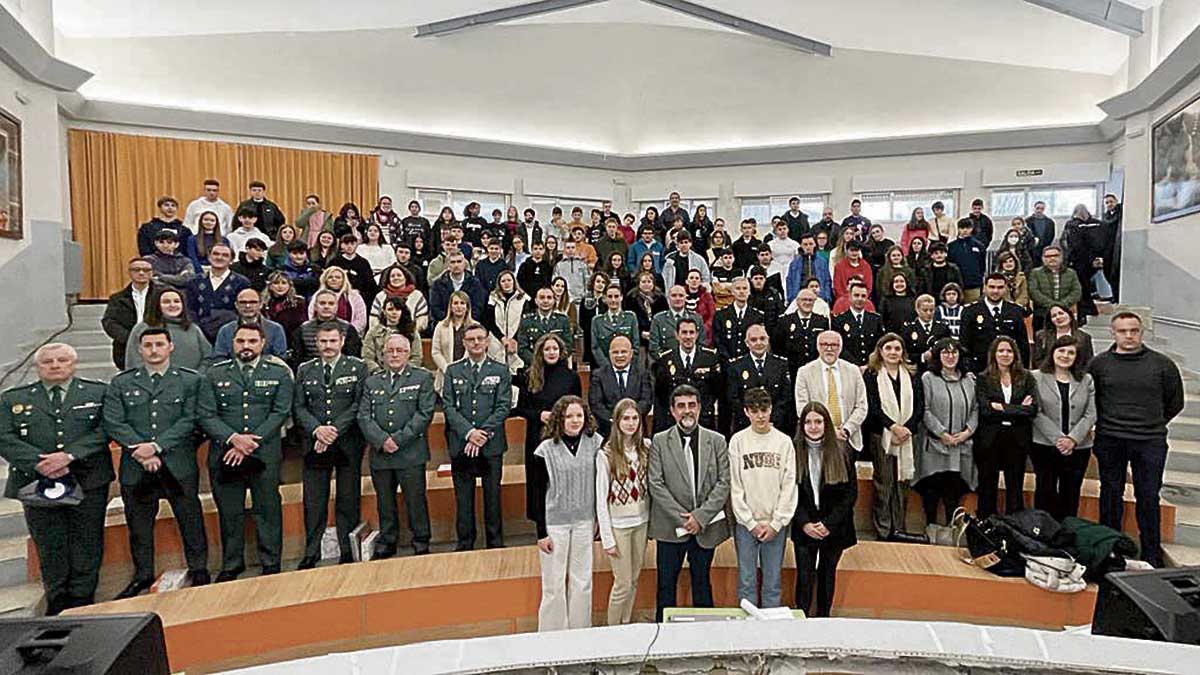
left=371, top=208, right=396, bottom=227
left=384, top=282, right=415, bottom=301
left=877, top=367, right=915, bottom=481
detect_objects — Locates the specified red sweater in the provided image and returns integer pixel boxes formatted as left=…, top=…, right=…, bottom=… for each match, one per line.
left=833, top=258, right=874, bottom=299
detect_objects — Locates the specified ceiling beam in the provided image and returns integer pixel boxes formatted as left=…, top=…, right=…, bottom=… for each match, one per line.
left=1023, top=0, right=1144, bottom=37
left=415, top=0, right=605, bottom=37
left=640, top=0, right=831, bottom=55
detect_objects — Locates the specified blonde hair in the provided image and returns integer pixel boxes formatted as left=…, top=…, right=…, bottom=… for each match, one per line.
left=603, top=398, right=647, bottom=484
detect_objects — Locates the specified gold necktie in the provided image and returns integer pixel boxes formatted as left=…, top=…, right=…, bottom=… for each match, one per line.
left=825, top=366, right=843, bottom=429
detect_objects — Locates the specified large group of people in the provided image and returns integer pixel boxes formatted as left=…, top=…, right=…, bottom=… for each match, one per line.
left=2, top=181, right=1179, bottom=629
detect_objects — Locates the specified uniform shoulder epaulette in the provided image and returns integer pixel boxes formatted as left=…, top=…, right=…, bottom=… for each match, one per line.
left=176, top=366, right=198, bottom=374
left=263, top=355, right=294, bottom=375
left=344, top=355, right=366, bottom=365
left=701, top=346, right=717, bottom=354
left=210, top=358, right=234, bottom=368
left=76, top=376, right=108, bottom=386
left=297, top=357, right=319, bottom=371
left=114, top=367, right=139, bottom=378
left=658, top=349, right=673, bottom=358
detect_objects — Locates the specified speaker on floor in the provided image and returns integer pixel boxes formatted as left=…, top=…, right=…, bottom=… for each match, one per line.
left=1092, top=567, right=1200, bottom=644
left=0, top=613, right=169, bottom=674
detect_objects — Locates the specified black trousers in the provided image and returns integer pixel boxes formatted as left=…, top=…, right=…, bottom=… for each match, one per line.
left=975, top=427, right=1029, bottom=519
left=1094, top=434, right=1168, bottom=566
left=121, top=473, right=208, bottom=582
left=25, top=485, right=108, bottom=615
left=793, top=542, right=845, bottom=618
left=655, top=536, right=715, bottom=621
left=451, top=453, right=504, bottom=549
left=371, top=465, right=431, bottom=549
left=915, top=471, right=970, bottom=525
left=301, top=449, right=363, bottom=560
left=1030, top=442, right=1091, bottom=521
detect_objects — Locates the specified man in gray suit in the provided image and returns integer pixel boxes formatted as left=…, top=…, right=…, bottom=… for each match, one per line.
left=648, top=384, right=731, bottom=621
left=794, top=330, right=868, bottom=456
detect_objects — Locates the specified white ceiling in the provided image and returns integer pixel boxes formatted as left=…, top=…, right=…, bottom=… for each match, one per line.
left=53, top=0, right=1136, bottom=74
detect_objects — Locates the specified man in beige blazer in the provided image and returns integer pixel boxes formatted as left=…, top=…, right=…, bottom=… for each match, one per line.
left=648, top=384, right=731, bottom=622
left=794, top=330, right=868, bottom=454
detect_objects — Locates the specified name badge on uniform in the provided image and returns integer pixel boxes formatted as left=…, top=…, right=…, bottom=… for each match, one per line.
left=695, top=367, right=709, bottom=375
left=398, top=384, right=421, bottom=393
left=335, top=376, right=357, bottom=385
left=255, top=380, right=280, bottom=387
left=71, top=402, right=100, bottom=410
left=480, top=375, right=501, bottom=386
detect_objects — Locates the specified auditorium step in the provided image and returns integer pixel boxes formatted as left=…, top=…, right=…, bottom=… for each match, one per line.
left=0, top=582, right=43, bottom=617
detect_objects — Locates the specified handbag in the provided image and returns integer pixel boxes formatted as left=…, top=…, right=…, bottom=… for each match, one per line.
left=956, top=511, right=1026, bottom=577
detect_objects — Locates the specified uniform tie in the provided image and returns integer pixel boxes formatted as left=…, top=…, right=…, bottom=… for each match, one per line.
left=755, top=358, right=764, bottom=375
left=50, top=385, right=63, bottom=412
left=150, top=373, right=162, bottom=389
left=992, top=305, right=1002, bottom=322
left=683, top=353, right=692, bottom=372
left=242, top=364, right=254, bottom=380
left=323, top=363, right=333, bottom=386
left=824, top=366, right=843, bottom=429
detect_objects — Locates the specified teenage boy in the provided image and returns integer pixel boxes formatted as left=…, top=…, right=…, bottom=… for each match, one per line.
left=728, top=387, right=797, bottom=608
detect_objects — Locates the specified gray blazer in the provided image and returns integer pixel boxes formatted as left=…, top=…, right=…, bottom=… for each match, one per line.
left=1031, top=371, right=1096, bottom=448
left=648, top=425, right=731, bottom=548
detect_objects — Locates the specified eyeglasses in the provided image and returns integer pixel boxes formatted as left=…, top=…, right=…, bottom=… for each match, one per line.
left=129, top=267, right=153, bottom=273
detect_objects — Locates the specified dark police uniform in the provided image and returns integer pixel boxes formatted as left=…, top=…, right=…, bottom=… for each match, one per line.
left=516, top=311, right=574, bottom=367
left=441, top=357, right=512, bottom=550
left=900, top=317, right=951, bottom=373
left=712, top=304, right=766, bottom=362
left=198, top=358, right=293, bottom=576
left=726, top=352, right=794, bottom=436
left=103, top=366, right=208, bottom=585
left=833, top=309, right=884, bottom=367
left=0, top=377, right=112, bottom=615
left=772, top=312, right=829, bottom=377
left=293, top=355, right=367, bottom=565
left=653, top=346, right=722, bottom=433
left=648, top=309, right=707, bottom=364
left=358, top=365, right=437, bottom=556
left=958, top=300, right=1029, bottom=373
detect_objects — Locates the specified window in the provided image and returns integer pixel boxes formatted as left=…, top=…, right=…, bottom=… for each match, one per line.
left=856, top=190, right=958, bottom=224
left=739, top=194, right=829, bottom=238
left=416, top=189, right=509, bottom=221
left=529, top=197, right=605, bottom=221
left=990, top=185, right=1101, bottom=220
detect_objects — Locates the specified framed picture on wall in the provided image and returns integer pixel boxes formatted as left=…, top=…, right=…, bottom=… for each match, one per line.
left=1152, top=91, right=1200, bottom=223
left=0, top=108, right=21, bottom=240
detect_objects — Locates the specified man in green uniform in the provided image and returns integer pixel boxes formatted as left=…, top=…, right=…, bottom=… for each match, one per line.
left=0, top=343, right=112, bottom=615
left=198, top=324, right=293, bottom=581
left=442, top=323, right=512, bottom=551
left=516, top=287, right=574, bottom=367
left=591, top=284, right=640, bottom=369
left=104, top=328, right=209, bottom=599
left=359, top=333, right=436, bottom=558
left=293, top=324, right=368, bottom=569
left=291, top=324, right=362, bottom=564
left=649, top=284, right=707, bottom=365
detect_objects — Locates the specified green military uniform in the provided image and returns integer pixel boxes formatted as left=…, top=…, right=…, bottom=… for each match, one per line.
left=516, top=311, right=574, bottom=367
left=648, top=309, right=707, bottom=364
left=358, top=365, right=436, bottom=555
left=198, top=358, right=293, bottom=575
left=441, top=357, right=512, bottom=550
left=590, top=309, right=640, bottom=369
left=0, top=377, right=112, bottom=615
left=293, top=356, right=367, bottom=564
left=104, top=366, right=208, bottom=583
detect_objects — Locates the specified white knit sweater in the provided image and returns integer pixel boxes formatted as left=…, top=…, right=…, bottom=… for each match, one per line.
left=728, top=426, right=798, bottom=533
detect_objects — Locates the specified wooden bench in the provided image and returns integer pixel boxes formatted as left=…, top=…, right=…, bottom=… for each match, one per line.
left=65, top=540, right=1099, bottom=674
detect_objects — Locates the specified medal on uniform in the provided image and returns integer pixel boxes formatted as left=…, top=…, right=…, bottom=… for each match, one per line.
left=11, top=404, right=22, bottom=414
left=977, top=314, right=985, bottom=324
left=912, top=332, right=919, bottom=340
left=726, top=319, right=732, bottom=329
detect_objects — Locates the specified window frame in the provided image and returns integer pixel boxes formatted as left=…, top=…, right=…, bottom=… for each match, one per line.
left=416, top=189, right=510, bottom=222
left=738, top=194, right=830, bottom=239
left=988, top=184, right=1103, bottom=221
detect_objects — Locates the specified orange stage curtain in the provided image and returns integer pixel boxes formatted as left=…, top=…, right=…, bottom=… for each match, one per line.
left=68, top=129, right=379, bottom=299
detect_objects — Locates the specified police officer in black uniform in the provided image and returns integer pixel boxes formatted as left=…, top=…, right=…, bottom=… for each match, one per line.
left=712, top=277, right=765, bottom=362
left=726, top=323, right=793, bottom=436
left=901, top=294, right=951, bottom=373
left=293, top=324, right=368, bottom=569
left=773, top=288, right=830, bottom=378
left=959, top=273, right=1030, bottom=373
left=653, top=317, right=722, bottom=433
left=833, top=281, right=884, bottom=367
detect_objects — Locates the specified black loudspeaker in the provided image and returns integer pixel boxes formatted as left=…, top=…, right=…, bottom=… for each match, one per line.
left=1092, top=567, right=1200, bottom=644
left=0, top=613, right=169, bottom=674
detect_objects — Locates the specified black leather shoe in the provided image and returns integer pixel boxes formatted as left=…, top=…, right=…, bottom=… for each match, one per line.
left=261, top=565, right=281, bottom=576
left=412, top=544, right=430, bottom=556
left=372, top=545, right=397, bottom=560
left=114, top=578, right=155, bottom=600
left=454, top=543, right=473, bottom=552
left=338, top=552, right=355, bottom=564
left=296, top=557, right=318, bottom=570
left=215, top=567, right=244, bottom=583
left=889, top=531, right=931, bottom=544
left=188, top=569, right=211, bottom=587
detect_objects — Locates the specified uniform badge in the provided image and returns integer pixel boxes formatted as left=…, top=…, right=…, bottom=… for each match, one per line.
left=912, top=332, right=919, bottom=340
left=669, top=363, right=676, bottom=375
left=742, top=370, right=749, bottom=380
left=11, top=404, right=22, bottom=414
left=789, top=323, right=796, bottom=333
left=844, top=323, right=851, bottom=332
left=976, top=314, right=985, bottom=324
left=726, top=319, right=732, bottom=329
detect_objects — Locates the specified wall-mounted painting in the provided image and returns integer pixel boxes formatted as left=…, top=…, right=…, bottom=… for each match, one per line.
left=1153, top=92, right=1200, bottom=223
left=0, top=108, right=21, bottom=240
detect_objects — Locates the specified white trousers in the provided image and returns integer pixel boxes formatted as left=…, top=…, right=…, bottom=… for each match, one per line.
left=538, top=521, right=594, bottom=631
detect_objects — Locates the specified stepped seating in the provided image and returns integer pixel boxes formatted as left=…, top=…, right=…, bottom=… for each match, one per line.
left=65, top=539, right=1098, bottom=674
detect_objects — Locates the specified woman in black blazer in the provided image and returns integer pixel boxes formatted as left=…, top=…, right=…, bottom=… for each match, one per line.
left=863, top=333, right=925, bottom=542
left=514, top=333, right=582, bottom=525
left=792, top=401, right=858, bottom=618
left=974, top=335, right=1039, bottom=519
